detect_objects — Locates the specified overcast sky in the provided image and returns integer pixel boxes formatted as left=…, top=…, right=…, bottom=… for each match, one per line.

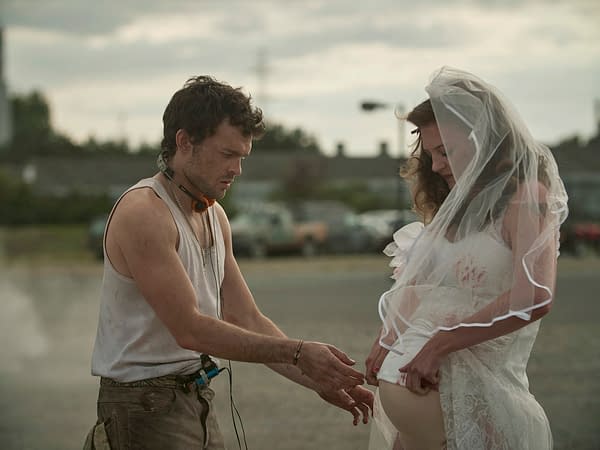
left=2, top=0, right=599, bottom=156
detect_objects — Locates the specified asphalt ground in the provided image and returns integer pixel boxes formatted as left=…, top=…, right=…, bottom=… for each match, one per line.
left=0, top=255, right=598, bottom=450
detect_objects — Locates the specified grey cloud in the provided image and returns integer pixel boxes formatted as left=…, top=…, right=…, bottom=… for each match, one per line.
left=8, top=33, right=259, bottom=89
left=0, top=0, right=263, bottom=36
left=0, top=0, right=522, bottom=36
left=1, top=0, right=147, bottom=34
left=7, top=7, right=463, bottom=91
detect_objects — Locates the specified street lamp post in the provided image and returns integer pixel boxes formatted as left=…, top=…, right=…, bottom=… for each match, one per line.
left=360, top=100, right=407, bottom=207
left=359, top=100, right=406, bottom=157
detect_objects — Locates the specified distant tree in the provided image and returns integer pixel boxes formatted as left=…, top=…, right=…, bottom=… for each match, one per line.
left=0, top=167, right=114, bottom=225
left=0, top=168, right=33, bottom=223
left=550, top=129, right=600, bottom=173
left=253, top=122, right=321, bottom=153
left=4, top=91, right=79, bottom=160
left=136, top=141, right=160, bottom=155
left=12, top=91, right=51, bottom=142
left=81, top=136, right=131, bottom=155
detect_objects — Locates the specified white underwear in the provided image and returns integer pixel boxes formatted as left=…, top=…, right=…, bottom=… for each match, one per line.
left=377, top=321, right=432, bottom=386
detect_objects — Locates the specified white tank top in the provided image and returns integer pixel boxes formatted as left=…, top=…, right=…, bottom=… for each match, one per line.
left=91, top=178, right=225, bottom=382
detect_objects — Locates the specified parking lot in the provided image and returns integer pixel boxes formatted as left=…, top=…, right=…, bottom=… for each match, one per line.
left=1, top=255, right=598, bottom=449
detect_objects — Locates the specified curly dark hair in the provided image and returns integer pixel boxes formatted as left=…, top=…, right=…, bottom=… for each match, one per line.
left=160, top=76, right=265, bottom=159
left=401, top=99, right=450, bottom=223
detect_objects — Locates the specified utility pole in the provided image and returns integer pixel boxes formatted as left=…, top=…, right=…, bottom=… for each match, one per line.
left=359, top=100, right=408, bottom=207
left=254, top=47, right=269, bottom=115
left=0, top=27, right=13, bottom=147
left=359, top=100, right=406, bottom=157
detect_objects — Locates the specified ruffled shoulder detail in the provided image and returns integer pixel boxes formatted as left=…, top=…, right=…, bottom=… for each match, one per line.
left=383, top=221, right=424, bottom=280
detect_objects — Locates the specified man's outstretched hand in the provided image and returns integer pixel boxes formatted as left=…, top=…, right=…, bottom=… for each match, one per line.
left=318, top=386, right=374, bottom=426
left=296, top=341, right=365, bottom=392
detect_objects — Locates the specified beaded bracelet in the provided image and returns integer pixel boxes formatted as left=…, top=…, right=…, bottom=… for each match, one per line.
left=293, top=339, right=304, bottom=365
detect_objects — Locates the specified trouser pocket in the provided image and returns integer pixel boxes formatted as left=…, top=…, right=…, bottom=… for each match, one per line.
left=83, top=418, right=114, bottom=450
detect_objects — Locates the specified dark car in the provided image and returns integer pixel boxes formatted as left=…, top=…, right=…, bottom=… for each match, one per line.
left=292, top=201, right=380, bottom=254
left=230, top=203, right=328, bottom=258
left=560, top=219, right=600, bottom=257
left=359, top=209, right=420, bottom=251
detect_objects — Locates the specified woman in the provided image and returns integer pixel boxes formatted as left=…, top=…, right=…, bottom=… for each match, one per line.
left=366, top=67, right=568, bottom=450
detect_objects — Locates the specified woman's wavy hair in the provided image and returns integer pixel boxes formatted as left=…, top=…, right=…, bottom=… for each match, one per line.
left=400, top=100, right=449, bottom=223
left=161, top=76, right=265, bottom=159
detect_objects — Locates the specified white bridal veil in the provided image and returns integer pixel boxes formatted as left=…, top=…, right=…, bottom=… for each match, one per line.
left=377, top=66, right=569, bottom=355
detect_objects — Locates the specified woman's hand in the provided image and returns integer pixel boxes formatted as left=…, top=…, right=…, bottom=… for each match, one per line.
left=365, top=330, right=390, bottom=386
left=398, top=334, right=445, bottom=395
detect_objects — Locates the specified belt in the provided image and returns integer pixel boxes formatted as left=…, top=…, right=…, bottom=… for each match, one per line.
left=101, top=369, right=212, bottom=393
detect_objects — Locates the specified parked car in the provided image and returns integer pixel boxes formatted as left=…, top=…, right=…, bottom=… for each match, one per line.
left=324, top=211, right=380, bottom=254
left=359, top=209, right=420, bottom=251
left=230, top=203, right=328, bottom=258
left=560, top=219, right=600, bottom=257
left=292, top=200, right=380, bottom=254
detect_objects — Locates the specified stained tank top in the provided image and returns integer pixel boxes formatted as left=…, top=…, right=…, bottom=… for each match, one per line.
left=91, top=177, right=225, bottom=382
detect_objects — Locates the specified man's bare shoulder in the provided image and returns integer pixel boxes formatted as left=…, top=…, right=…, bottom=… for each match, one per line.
left=109, top=186, right=177, bottom=244
left=114, top=186, right=166, bottom=220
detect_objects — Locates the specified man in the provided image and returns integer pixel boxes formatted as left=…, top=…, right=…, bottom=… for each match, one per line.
left=85, top=76, right=373, bottom=450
